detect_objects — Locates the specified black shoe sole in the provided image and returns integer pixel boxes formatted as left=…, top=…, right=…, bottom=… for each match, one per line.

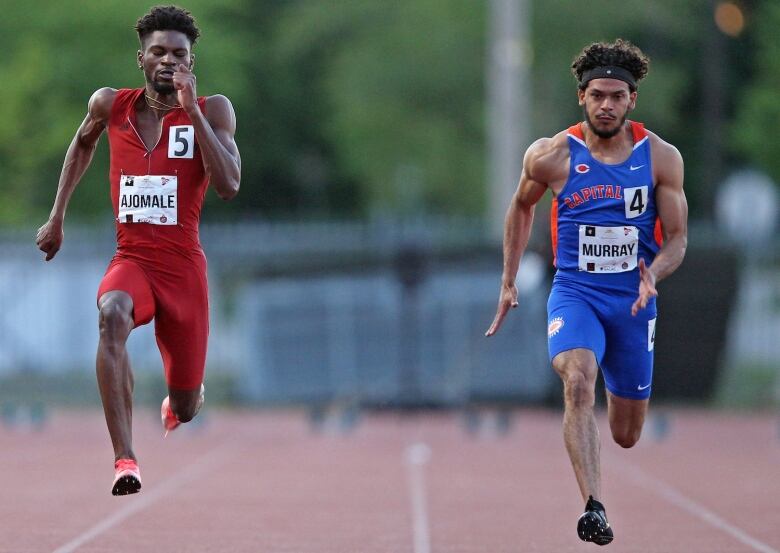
left=578, top=511, right=614, bottom=546
left=112, top=475, right=141, bottom=496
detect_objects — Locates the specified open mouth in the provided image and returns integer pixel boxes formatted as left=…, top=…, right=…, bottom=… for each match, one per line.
left=157, top=70, right=174, bottom=80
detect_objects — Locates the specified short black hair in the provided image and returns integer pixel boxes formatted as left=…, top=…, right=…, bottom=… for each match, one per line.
left=571, top=39, right=649, bottom=92
left=135, top=5, right=200, bottom=47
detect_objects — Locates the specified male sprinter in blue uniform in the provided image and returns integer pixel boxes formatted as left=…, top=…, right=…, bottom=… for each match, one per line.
left=486, top=39, right=687, bottom=545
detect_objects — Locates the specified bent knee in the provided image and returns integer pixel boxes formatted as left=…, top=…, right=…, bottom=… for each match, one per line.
left=553, top=353, right=598, bottom=380
left=170, top=398, right=200, bottom=423
left=174, top=410, right=196, bottom=423
left=563, top=372, right=596, bottom=408
left=98, top=300, right=134, bottom=338
left=612, top=429, right=641, bottom=448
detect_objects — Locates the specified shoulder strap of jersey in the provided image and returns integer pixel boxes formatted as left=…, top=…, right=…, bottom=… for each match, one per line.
left=568, top=121, right=647, bottom=144
left=566, top=122, right=589, bottom=152
left=629, top=120, right=648, bottom=144
left=567, top=122, right=585, bottom=140
left=110, top=88, right=143, bottom=127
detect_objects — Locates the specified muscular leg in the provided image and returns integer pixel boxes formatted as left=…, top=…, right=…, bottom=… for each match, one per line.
left=155, top=261, right=208, bottom=428
left=96, top=291, right=136, bottom=461
left=168, top=386, right=203, bottom=423
left=552, top=348, right=601, bottom=502
left=606, top=391, right=648, bottom=448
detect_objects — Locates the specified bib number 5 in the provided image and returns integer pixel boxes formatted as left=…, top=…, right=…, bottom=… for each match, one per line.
left=168, top=125, right=194, bottom=159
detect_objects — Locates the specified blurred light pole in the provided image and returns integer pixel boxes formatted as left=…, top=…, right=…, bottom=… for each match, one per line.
left=487, top=0, right=531, bottom=241
left=395, top=244, right=427, bottom=406
left=698, top=0, right=729, bottom=218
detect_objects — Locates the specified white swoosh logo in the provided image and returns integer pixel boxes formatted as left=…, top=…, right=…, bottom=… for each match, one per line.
left=630, top=165, right=645, bottom=171
left=637, top=383, right=651, bottom=390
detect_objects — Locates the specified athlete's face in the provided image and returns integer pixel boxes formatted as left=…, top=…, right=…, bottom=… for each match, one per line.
left=138, top=31, right=194, bottom=95
left=578, top=79, right=637, bottom=139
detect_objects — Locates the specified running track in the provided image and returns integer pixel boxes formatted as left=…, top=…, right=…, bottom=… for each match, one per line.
left=0, top=409, right=777, bottom=552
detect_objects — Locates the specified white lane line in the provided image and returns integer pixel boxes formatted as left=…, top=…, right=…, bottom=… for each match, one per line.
left=405, top=443, right=432, bottom=553
left=51, top=444, right=237, bottom=553
left=609, top=455, right=779, bottom=553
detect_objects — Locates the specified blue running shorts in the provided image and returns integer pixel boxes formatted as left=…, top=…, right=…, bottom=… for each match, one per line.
left=546, top=272, right=657, bottom=400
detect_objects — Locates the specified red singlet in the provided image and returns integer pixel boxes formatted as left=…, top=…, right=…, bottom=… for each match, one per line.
left=97, top=88, right=210, bottom=390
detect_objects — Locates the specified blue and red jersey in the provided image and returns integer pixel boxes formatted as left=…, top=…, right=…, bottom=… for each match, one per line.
left=550, top=121, right=662, bottom=289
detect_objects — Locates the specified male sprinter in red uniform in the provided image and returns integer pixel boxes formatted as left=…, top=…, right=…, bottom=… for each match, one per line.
left=36, top=6, right=240, bottom=495
left=486, top=40, right=687, bottom=545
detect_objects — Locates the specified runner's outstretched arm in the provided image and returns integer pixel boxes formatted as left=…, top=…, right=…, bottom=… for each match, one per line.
left=36, top=88, right=115, bottom=261
left=631, top=142, right=687, bottom=316
left=486, top=141, right=550, bottom=336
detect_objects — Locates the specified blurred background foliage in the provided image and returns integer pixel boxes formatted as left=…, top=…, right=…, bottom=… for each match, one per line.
left=0, top=0, right=771, bottom=225
left=731, top=1, right=780, bottom=181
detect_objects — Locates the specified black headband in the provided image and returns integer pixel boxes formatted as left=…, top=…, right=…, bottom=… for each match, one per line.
left=580, top=66, right=636, bottom=89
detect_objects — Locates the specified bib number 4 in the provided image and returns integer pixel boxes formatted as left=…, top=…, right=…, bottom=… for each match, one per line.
left=624, top=186, right=648, bottom=219
left=648, top=317, right=656, bottom=352
left=168, top=125, right=194, bottom=159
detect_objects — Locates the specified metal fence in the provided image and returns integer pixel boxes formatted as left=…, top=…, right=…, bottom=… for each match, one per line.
left=236, top=268, right=550, bottom=406
left=1, top=219, right=777, bottom=406
left=0, top=220, right=554, bottom=406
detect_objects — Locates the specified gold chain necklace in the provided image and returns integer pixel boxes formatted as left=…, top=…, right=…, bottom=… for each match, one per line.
left=144, top=94, right=181, bottom=111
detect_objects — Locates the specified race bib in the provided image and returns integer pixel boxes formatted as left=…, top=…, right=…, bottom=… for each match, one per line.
left=648, top=317, right=656, bottom=352
left=118, top=174, right=177, bottom=225
left=168, top=125, right=195, bottom=159
left=578, top=225, right=638, bottom=273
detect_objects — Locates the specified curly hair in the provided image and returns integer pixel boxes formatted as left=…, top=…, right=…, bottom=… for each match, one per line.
left=571, top=39, right=649, bottom=91
left=135, top=5, right=200, bottom=46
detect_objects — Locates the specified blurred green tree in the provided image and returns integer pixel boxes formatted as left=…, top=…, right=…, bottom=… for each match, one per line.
left=530, top=0, right=713, bottom=210
left=270, top=0, right=486, bottom=217
left=731, top=2, right=780, bottom=186
left=0, top=0, right=487, bottom=223
left=0, top=0, right=770, bottom=226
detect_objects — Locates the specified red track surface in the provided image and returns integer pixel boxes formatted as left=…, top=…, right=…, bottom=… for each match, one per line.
left=0, top=409, right=778, bottom=552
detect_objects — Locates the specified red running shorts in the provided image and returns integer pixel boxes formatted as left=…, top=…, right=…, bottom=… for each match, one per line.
left=97, top=252, right=209, bottom=390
